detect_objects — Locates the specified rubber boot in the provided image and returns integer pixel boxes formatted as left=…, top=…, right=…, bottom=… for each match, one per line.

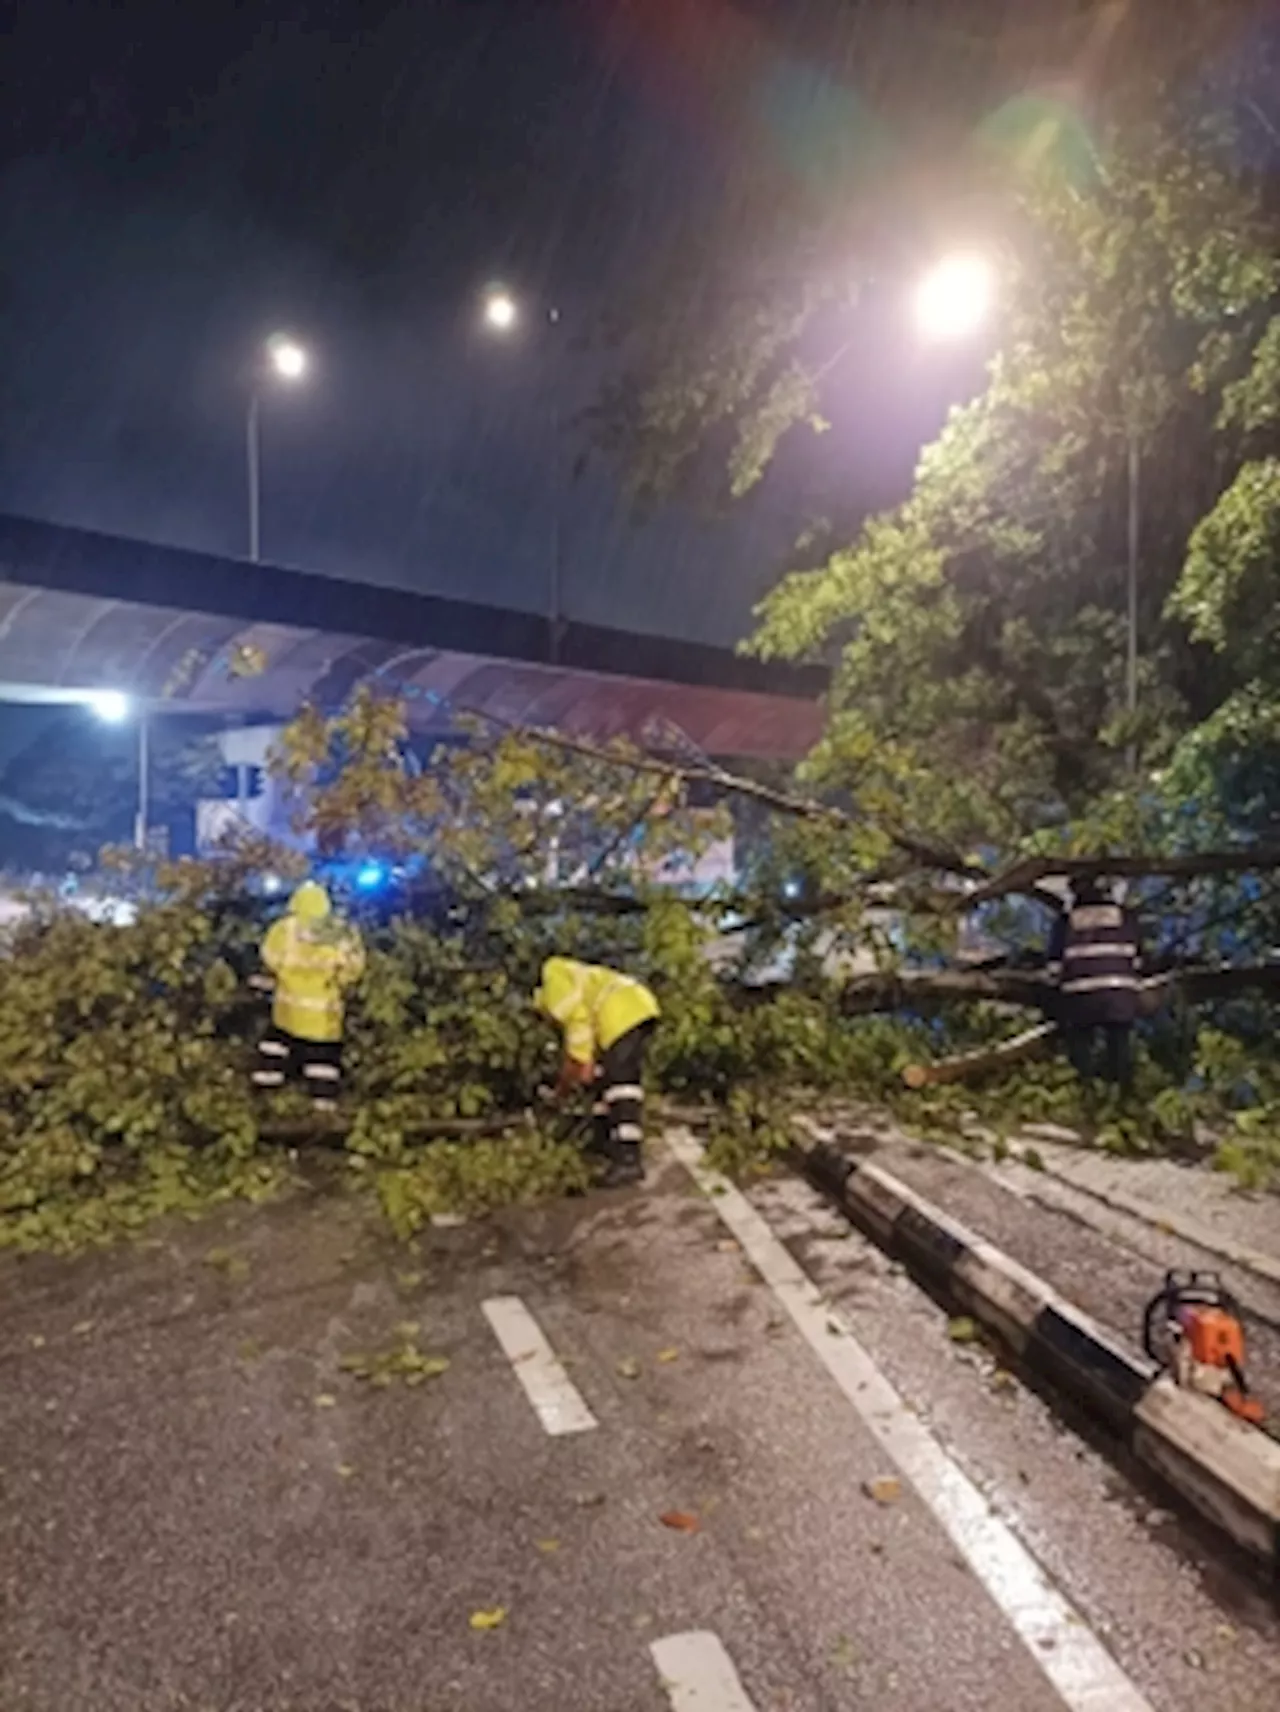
left=596, top=1138, right=644, bottom=1188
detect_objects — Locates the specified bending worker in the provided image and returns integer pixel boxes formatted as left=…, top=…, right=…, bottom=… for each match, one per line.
left=253, top=880, right=365, bottom=1113
left=1047, top=874, right=1141, bottom=1091
left=534, top=956, right=660, bottom=1186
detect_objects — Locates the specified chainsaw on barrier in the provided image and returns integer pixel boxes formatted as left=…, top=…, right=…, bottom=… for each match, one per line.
left=1141, top=1270, right=1265, bottom=1427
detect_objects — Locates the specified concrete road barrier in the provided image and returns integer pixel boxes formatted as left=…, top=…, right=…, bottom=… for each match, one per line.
left=799, top=1139, right=1280, bottom=1579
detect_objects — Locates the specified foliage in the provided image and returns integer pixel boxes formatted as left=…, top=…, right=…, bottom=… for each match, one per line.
left=743, top=123, right=1280, bottom=858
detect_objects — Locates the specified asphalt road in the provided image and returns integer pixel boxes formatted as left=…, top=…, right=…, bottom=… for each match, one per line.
left=2, top=1131, right=1278, bottom=1712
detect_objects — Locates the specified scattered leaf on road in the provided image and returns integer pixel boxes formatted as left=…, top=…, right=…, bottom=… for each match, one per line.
left=395, top=1270, right=424, bottom=1290
left=237, top=1338, right=263, bottom=1363
left=947, top=1316, right=980, bottom=1345
left=314, top=1393, right=337, bottom=1409
left=395, top=1321, right=421, bottom=1339
left=336, top=1463, right=357, bottom=1479
left=656, top=1348, right=680, bottom=1364
left=863, top=1476, right=902, bottom=1506
left=715, top=1239, right=739, bottom=1253
left=469, top=1607, right=507, bottom=1632
left=535, top=1538, right=560, bottom=1554
left=989, top=1369, right=1016, bottom=1393
left=659, top=1510, right=701, bottom=1534
left=574, top=1491, right=606, bottom=1509
left=28, top=1334, right=46, bottom=1349
left=205, top=1247, right=250, bottom=1283
left=72, top=1320, right=95, bottom=1336
left=830, top=1635, right=860, bottom=1670
left=616, top=1357, right=641, bottom=1380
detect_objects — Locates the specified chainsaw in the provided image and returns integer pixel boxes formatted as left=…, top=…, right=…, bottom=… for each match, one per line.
left=1141, top=1270, right=1265, bottom=1426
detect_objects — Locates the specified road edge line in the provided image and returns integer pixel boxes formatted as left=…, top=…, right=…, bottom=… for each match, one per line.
left=667, top=1127, right=1157, bottom=1712
left=800, top=1137, right=1280, bottom=1580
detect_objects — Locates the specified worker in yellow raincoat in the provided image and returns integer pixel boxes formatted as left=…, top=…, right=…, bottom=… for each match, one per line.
left=534, top=956, right=660, bottom=1185
left=253, top=881, right=365, bottom=1113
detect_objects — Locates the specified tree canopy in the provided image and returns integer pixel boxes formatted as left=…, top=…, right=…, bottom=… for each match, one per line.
left=600, top=88, right=1280, bottom=861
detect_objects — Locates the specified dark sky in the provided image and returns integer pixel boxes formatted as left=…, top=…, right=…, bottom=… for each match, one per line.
left=6, top=0, right=1251, bottom=646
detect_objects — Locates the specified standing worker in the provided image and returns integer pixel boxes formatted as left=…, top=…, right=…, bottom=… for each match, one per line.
left=1047, top=874, right=1141, bottom=1091
left=253, top=880, right=365, bottom=1113
left=534, top=956, right=660, bottom=1186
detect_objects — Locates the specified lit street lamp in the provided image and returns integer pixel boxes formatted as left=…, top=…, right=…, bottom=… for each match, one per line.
left=247, top=333, right=309, bottom=563
left=482, top=288, right=518, bottom=333
left=89, top=692, right=150, bottom=853
left=913, top=251, right=996, bottom=344
left=480, top=284, right=566, bottom=663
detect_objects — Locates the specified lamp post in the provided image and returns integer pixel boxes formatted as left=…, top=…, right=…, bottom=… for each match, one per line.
left=89, top=691, right=149, bottom=852
left=247, top=333, right=309, bottom=563
left=481, top=286, right=566, bottom=663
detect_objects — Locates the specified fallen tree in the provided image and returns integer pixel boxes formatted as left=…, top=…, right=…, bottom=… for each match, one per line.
left=5, top=685, right=1280, bottom=1256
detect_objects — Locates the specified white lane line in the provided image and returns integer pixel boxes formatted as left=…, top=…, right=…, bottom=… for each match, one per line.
left=666, top=1128, right=1154, bottom=1712
left=481, top=1295, right=597, bottom=1436
left=651, top=1632, right=759, bottom=1712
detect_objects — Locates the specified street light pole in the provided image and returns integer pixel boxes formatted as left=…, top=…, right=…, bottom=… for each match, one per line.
left=244, top=334, right=308, bottom=564
left=548, top=381, right=563, bottom=665
left=1126, top=432, right=1140, bottom=774
left=247, top=391, right=261, bottom=563
left=134, top=711, right=149, bottom=853
left=481, top=288, right=565, bottom=664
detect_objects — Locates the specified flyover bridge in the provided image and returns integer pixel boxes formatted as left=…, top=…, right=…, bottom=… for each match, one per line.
left=0, top=514, right=825, bottom=762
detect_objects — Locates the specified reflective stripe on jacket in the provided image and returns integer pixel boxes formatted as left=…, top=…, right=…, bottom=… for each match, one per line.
left=261, top=915, right=365, bottom=1043
left=535, top=957, right=659, bottom=1065
left=1051, top=903, right=1140, bottom=1026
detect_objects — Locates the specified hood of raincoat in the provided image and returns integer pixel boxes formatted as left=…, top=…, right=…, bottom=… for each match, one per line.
left=290, top=880, right=332, bottom=921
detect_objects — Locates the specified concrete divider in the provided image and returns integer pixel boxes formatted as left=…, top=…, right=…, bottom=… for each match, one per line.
left=799, top=1140, right=1280, bottom=1578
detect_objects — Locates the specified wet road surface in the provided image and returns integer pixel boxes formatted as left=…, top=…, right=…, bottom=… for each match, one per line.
left=1, top=1129, right=1277, bottom=1711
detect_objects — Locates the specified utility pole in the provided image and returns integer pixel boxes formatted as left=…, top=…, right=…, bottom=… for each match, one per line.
left=548, top=378, right=563, bottom=666
left=1126, top=432, right=1140, bottom=775
left=246, top=392, right=261, bottom=563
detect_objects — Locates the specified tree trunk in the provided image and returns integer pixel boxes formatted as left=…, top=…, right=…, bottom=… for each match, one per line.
left=901, top=1023, right=1058, bottom=1088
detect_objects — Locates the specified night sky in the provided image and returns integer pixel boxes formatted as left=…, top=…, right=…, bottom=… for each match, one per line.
left=0, top=0, right=1005, bottom=644
left=6, top=1, right=1259, bottom=647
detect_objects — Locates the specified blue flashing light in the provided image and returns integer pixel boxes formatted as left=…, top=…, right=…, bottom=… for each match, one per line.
left=356, top=863, right=386, bottom=891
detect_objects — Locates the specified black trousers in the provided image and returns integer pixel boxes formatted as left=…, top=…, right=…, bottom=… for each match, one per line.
left=1064, top=1023, right=1133, bottom=1091
left=592, top=1020, right=655, bottom=1157
left=252, top=1024, right=343, bottom=1107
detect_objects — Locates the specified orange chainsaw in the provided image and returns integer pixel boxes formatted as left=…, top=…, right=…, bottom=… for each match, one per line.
left=1141, top=1270, right=1265, bottom=1426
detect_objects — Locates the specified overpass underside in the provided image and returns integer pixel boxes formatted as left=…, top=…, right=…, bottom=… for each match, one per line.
left=0, top=515, right=824, bottom=764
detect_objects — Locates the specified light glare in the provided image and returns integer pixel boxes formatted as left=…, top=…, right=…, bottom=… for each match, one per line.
left=267, top=335, right=308, bottom=380
left=914, top=252, right=995, bottom=343
left=483, top=290, right=518, bottom=332
left=89, top=690, right=129, bottom=723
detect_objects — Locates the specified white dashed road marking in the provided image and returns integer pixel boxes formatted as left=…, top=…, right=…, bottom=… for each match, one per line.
left=665, top=1128, right=1155, bottom=1712
left=481, top=1295, right=597, bottom=1436
left=651, top=1631, right=759, bottom=1712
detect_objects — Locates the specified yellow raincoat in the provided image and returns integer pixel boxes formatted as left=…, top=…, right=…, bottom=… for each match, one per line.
left=261, top=882, right=365, bottom=1043
left=534, top=957, right=659, bottom=1067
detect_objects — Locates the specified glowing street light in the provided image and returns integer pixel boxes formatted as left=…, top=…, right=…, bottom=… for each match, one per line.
left=482, top=287, right=518, bottom=333
left=267, top=334, right=308, bottom=380
left=247, top=332, right=310, bottom=563
left=89, top=689, right=130, bottom=724
left=913, top=251, right=996, bottom=343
